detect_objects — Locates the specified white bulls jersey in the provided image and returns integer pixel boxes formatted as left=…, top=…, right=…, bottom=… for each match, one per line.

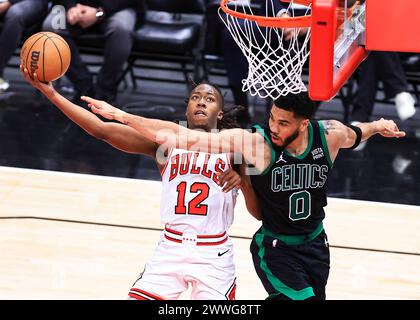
left=160, top=148, right=238, bottom=235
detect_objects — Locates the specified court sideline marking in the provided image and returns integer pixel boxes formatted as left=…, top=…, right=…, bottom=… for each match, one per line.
left=1, top=215, right=419, bottom=257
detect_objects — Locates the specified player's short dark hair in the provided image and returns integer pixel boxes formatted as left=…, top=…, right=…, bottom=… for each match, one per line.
left=273, top=92, right=317, bottom=119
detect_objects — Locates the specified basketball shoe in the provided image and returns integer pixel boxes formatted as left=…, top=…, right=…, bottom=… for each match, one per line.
left=0, top=77, right=10, bottom=92
left=394, top=92, right=416, bottom=121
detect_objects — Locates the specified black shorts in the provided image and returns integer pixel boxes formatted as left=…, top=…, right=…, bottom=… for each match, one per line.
left=250, top=226, right=330, bottom=300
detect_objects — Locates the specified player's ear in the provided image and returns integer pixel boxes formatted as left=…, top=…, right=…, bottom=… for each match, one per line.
left=300, top=118, right=309, bottom=131
left=217, top=110, right=224, bottom=121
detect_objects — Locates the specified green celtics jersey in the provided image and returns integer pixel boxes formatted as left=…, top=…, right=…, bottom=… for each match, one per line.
left=250, top=121, right=333, bottom=235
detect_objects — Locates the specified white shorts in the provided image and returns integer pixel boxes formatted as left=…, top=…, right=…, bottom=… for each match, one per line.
left=128, top=228, right=236, bottom=300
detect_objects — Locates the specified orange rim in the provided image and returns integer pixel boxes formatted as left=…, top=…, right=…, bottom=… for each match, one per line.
left=220, top=0, right=312, bottom=28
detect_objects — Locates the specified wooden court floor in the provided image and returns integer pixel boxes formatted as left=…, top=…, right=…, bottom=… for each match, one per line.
left=0, top=166, right=419, bottom=300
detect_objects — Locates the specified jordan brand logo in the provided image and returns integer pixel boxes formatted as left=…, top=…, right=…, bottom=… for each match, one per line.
left=276, top=152, right=287, bottom=164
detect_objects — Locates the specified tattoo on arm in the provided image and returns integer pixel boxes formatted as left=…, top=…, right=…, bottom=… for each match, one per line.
left=323, top=120, right=336, bottom=135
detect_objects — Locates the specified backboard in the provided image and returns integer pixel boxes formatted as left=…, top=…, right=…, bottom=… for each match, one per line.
left=220, top=0, right=420, bottom=101
left=308, top=0, right=420, bottom=101
left=309, top=0, right=368, bottom=101
left=365, top=0, right=420, bottom=53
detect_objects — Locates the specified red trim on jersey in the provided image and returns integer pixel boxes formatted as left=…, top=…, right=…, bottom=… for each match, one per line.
left=164, top=226, right=183, bottom=236
left=225, top=279, right=236, bottom=300
left=160, top=147, right=173, bottom=176
left=129, top=288, right=164, bottom=300
left=128, top=293, right=148, bottom=300
left=196, top=237, right=228, bottom=246
left=165, top=226, right=226, bottom=239
left=197, top=232, right=227, bottom=239
left=164, top=234, right=182, bottom=243
left=164, top=227, right=228, bottom=246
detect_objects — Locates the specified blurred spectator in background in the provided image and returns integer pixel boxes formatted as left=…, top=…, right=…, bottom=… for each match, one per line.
left=43, top=0, right=145, bottom=104
left=351, top=52, right=417, bottom=124
left=0, top=0, right=49, bottom=92
left=402, top=53, right=420, bottom=72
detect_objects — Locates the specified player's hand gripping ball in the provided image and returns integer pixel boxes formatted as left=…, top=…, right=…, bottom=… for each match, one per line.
left=20, top=32, right=71, bottom=83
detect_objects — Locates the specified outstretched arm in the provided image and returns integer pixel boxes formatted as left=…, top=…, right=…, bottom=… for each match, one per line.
left=238, top=163, right=262, bottom=220
left=356, top=119, right=405, bottom=141
left=320, top=119, right=405, bottom=161
left=21, top=66, right=157, bottom=157
left=81, top=96, right=273, bottom=173
left=217, top=162, right=262, bottom=220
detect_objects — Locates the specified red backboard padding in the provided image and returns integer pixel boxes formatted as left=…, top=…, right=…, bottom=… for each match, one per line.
left=366, top=0, right=420, bottom=53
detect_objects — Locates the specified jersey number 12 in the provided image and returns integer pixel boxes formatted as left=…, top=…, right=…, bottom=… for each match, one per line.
left=175, top=182, right=209, bottom=216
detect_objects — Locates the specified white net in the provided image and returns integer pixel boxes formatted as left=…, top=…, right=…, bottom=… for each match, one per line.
left=219, top=0, right=312, bottom=99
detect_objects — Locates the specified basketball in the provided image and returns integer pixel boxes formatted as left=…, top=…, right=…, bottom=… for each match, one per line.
left=20, top=32, right=71, bottom=83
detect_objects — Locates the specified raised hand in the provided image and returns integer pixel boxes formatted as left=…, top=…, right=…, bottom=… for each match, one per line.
left=374, top=118, right=406, bottom=138
left=77, top=4, right=98, bottom=29
left=67, top=6, right=81, bottom=25
left=20, top=64, right=55, bottom=98
left=80, top=96, right=126, bottom=123
left=217, top=167, right=242, bottom=193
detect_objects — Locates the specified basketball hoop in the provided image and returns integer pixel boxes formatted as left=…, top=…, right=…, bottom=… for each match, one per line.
left=219, top=0, right=312, bottom=99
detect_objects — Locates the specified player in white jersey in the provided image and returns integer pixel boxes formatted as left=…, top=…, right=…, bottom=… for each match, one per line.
left=161, top=148, right=235, bottom=235
left=133, top=147, right=239, bottom=300
left=21, top=66, right=261, bottom=300
left=127, top=83, right=260, bottom=300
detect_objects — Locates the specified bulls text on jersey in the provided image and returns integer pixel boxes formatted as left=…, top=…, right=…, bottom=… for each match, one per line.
left=169, top=152, right=227, bottom=186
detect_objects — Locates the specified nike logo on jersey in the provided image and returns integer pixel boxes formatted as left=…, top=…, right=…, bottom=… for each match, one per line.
left=218, top=249, right=229, bottom=256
